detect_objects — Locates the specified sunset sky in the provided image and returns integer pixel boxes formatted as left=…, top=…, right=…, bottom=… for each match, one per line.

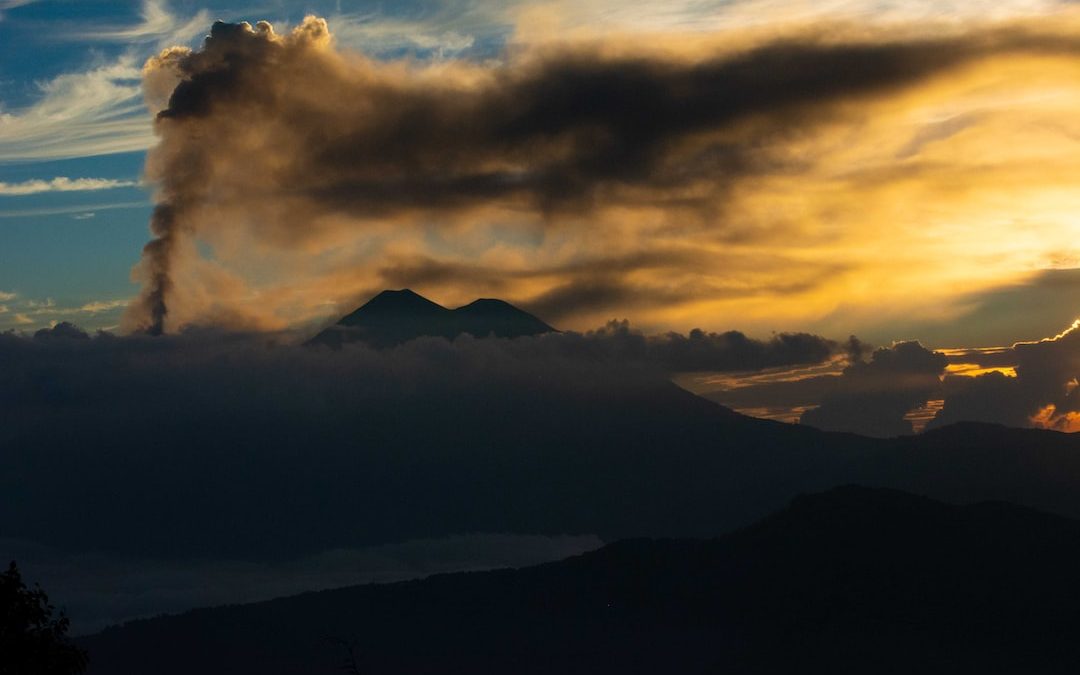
left=4, top=0, right=1080, bottom=425
left=0, top=0, right=1078, bottom=344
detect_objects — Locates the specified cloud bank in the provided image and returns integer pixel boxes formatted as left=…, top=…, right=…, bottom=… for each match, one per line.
left=930, top=320, right=1080, bottom=431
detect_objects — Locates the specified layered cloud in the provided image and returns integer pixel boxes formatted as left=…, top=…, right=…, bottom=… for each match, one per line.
left=120, top=12, right=1080, bottom=340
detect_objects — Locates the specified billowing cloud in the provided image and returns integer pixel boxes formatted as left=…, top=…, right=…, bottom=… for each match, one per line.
left=800, top=341, right=948, bottom=437
left=0, top=177, right=139, bottom=196
left=123, top=14, right=1080, bottom=337
left=929, top=319, right=1080, bottom=431
left=561, top=319, right=841, bottom=372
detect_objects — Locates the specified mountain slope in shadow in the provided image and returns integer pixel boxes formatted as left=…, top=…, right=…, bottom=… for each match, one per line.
left=308, top=289, right=555, bottom=348
left=82, top=485, right=1080, bottom=675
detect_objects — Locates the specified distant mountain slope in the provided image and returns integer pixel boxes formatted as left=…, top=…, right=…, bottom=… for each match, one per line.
left=308, top=289, right=555, bottom=348
left=82, top=486, right=1080, bottom=674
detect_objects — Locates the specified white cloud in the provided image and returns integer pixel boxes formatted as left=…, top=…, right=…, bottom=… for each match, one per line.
left=72, top=0, right=210, bottom=47
left=0, top=200, right=148, bottom=219
left=0, top=55, right=153, bottom=162
left=0, top=2, right=221, bottom=162
left=329, top=14, right=482, bottom=57
left=72, top=212, right=96, bottom=220
left=0, top=297, right=130, bottom=330
left=0, top=0, right=37, bottom=21
left=79, top=299, right=128, bottom=313
left=0, top=176, right=139, bottom=196
left=0, top=290, right=14, bottom=301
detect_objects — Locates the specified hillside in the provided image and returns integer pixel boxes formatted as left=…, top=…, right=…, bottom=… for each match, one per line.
left=82, top=485, right=1080, bottom=674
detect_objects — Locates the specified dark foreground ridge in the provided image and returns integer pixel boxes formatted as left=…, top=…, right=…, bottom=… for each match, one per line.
left=307, top=289, right=556, bottom=348
left=82, top=485, right=1080, bottom=674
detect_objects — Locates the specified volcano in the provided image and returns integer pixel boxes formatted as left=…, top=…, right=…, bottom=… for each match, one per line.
left=307, top=289, right=555, bottom=348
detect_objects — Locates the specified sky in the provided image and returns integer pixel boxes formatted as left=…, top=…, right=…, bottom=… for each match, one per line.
left=4, top=1, right=1080, bottom=433
left=1, top=0, right=1079, bottom=344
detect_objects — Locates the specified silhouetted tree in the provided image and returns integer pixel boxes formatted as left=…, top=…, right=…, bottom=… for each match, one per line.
left=0, top=562, right=87, bottom=675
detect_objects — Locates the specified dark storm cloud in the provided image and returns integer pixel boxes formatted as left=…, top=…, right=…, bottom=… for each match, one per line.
left=800, top=341, right=948, bottom=437
left=127, top=16, right=1080, bottom=332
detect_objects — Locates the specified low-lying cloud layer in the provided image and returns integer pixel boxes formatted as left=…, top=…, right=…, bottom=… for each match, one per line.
left=701, top=317, right=1080, bottom=437
left=125, top=13, right=1080, bottom=340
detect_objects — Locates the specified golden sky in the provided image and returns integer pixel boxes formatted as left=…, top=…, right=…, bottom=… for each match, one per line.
left=118, top=9, right=1080, bottom=350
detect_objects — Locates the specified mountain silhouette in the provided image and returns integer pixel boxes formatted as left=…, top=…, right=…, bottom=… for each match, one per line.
left=307, top=289, right=555, bottom=348
left=80, top=485, right=1080, bottom=674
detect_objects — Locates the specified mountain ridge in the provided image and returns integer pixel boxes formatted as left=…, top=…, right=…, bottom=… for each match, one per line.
left=80, top=485, right=1080, bottom=674
left=308, top=289, right=555, bottom=348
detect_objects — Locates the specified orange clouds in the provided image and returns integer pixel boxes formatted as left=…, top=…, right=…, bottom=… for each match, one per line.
left=125, top=13, right=1080, bottom=338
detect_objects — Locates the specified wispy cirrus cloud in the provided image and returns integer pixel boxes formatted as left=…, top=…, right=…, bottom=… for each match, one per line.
left=0, top=201, right=148, bottom=219
left=70, top=0, right=210, bottom=47
left=0, top=0, right=38, bottom=21
left=0, top=176, right=139, bottom=196
left=0, top=55, right=153, bottom=162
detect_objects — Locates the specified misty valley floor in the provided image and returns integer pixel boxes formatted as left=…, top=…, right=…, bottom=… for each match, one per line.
left=80, top=485, right=1080, bottom=674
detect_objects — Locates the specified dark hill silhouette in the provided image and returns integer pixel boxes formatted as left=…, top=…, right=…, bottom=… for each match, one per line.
left=11, top=362, right=1080, bottom=562
left=307, top=289, right=555, bottom=348
left=81, top=486, right=1080, bottom=674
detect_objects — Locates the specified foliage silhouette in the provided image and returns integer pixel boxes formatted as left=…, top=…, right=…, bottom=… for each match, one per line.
left=0, top=562, right=87, bottom=675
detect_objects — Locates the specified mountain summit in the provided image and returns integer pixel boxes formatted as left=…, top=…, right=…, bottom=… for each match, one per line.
left=308, top=289, right=555, bottom=348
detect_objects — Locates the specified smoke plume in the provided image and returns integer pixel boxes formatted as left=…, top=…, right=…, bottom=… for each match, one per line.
left=127, top=16, right=1080, bottom=333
